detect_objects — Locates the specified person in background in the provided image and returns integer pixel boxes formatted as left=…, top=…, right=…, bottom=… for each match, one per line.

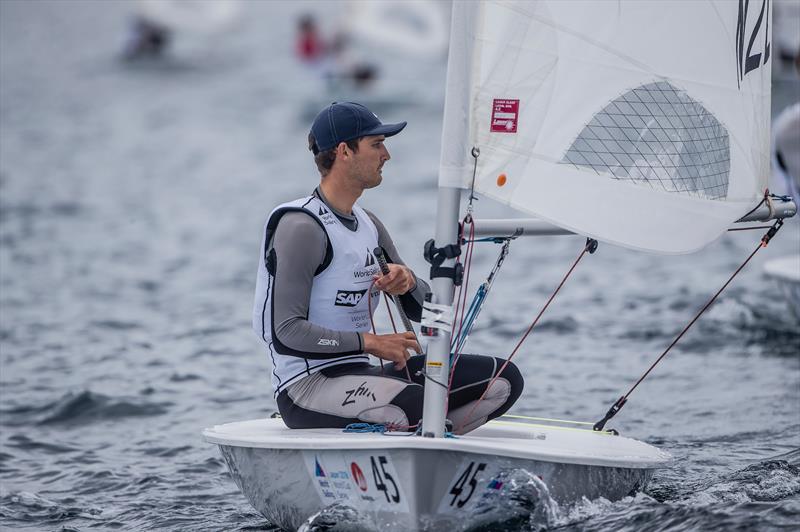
left=295, top=14, right=378, bottom=90
left=296, top=15, right=325, bottom=64
left=253, top=102, right=524, bottom=434
left=121, top=16, right=171, bottom=61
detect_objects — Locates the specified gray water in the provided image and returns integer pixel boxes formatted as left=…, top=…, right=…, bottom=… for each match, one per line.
left=1, top=1, right=799, bottom=531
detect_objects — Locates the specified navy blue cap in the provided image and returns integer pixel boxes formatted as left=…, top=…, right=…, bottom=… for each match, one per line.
left=310, top=102, right=407, bottom=153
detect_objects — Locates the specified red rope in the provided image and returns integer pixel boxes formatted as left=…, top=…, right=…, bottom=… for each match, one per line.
left=366, top=280, right=385, bottom=374
left=623, top=238, right=768, bottom=401
left=449, top=218, right=476, bottom=388
left=384, top=293, right=398, bottom=333
left=449, top=221, right=469, bottom=348
left=455, top=242, right=592, bottom=433
left=367, top=279, right=414, bottom=382
left=592, top=220, right=784, bottom=431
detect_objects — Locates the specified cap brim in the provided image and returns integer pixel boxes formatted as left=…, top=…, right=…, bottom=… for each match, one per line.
left=362, top=121, right=407, bottom=138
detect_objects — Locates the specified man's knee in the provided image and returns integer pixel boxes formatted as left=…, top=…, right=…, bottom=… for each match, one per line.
left=387, top=384, right=424, bottom=429
left=496, top=359, right=524, bottom=406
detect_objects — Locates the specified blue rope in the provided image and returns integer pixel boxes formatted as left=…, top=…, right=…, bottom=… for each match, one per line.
left=451, top=284, right=487, bottom=356
left=344, top=423, right=458, bottom=438
left=343, top=423, right=386, bottom=433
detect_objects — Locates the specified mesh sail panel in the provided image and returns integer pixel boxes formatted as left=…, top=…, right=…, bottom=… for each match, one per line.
left=562, top=81, right=730, bottom=200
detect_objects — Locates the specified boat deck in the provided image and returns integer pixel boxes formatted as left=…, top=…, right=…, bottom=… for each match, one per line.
left=203, top=417, right=671, bottom=469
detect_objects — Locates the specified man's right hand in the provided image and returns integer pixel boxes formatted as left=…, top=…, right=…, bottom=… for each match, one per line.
left=361, top=332, right=420, bottom=370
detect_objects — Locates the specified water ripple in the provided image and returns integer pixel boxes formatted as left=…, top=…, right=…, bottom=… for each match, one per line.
left=24, top=390, right=173, bottom=426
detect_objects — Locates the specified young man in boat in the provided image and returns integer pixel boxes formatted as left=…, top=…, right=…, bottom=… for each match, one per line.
left=253, top=102, right=523, bottom=434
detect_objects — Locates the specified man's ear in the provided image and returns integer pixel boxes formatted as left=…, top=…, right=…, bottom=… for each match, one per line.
left=336, top=142, right=350, bottom=160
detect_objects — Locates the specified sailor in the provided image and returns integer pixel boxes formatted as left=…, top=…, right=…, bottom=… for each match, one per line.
left=296, top=15, right=325, bottom=64
left=253, top=102, right=523, bottom=434
left=295, top=14, right=378, bottom=91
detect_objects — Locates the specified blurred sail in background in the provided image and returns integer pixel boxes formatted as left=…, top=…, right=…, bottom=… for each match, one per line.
left=122, top=0, right=242, bottom=60
left=342, top=0, right=450, bottom=60
left=136, top=0, right=242, bottom=34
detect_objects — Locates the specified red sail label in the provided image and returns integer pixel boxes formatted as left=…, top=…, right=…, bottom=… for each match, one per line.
left=490, top=99, right=519, bottom=133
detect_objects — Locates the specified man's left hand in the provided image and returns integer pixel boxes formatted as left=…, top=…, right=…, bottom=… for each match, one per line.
left=373, top=264, right=416, bottom=296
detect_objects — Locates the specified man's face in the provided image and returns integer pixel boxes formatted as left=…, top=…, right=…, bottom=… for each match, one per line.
left=349, top=135, right=390, bottom=189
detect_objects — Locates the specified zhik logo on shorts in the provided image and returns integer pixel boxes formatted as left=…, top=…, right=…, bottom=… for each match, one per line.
left=335, top=289, right=368, bottom=307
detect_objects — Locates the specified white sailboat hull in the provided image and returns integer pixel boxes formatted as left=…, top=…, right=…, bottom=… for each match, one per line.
left=204, top=418, right=670, bottom=531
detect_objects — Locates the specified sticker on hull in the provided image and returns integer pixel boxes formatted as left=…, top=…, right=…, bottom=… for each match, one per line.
left=437, top=458, right=516, bottom=515
left=303, top=451, right=409, bottom=512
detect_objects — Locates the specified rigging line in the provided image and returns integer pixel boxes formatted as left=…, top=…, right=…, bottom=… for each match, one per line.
left=384, top=293, right=413, bottom=383
left=373, top=247, right=417, bottom=382
left=451, top=218, right=476, bottom=351
left=592, top=219, right=785, bottom=432
left=449, top=218, right=476, bottom=390
left=467, top=147, right=480, bottom=213
left=454, top=239, right=512, bottom=354
left=463, top=237, right=516, bottom=244
left=367, top=279, right=412, bottom=382
left=455, top=238, right=598, bottom=433
left=449, top=220, right=469, bottom=347
left=384, top=293, right=398, bottom=334
left=416, top=368, right=450, bottom=390
left=444, top=217, right=478, bottom=419
left=728, top=226, right=773, bottom=231
left=366, top=279, right=386, bottom=375
left=736, top=188, right=768, bottom=222
left=374, top=247, right=417, bottom=337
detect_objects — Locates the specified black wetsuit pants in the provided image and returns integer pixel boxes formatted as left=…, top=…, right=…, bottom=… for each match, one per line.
left=276, top=354, right=523, bottom=435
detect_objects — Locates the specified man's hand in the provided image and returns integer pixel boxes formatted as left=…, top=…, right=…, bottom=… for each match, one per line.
left=372, top=264, right=416, bottom=295
left=362, top=331, right=420, bottom=370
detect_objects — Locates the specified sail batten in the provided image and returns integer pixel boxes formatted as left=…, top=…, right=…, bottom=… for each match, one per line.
left=439, top=0, right=772, bottom=254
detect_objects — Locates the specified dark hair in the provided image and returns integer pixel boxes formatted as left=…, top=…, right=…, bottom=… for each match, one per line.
left=308, top=132, right=359, bottom=176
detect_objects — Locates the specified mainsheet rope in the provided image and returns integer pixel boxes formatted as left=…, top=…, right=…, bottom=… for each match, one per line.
left=367, top=279, right=414, bottom=384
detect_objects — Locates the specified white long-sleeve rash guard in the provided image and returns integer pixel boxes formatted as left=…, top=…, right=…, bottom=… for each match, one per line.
left=267, top=189, right=430, bottom=359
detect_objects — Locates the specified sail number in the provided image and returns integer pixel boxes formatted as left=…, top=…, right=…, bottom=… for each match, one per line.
left=448, top=461, right=487, bottom=508
left=370, top=455, right=400, bottom=503
left=736, top=0, right=770, bottom=86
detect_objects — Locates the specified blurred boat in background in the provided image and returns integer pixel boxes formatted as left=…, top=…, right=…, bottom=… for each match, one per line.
left=766, top=102, right=800, bottom=321
left=122, top=0, right=242, bottom=61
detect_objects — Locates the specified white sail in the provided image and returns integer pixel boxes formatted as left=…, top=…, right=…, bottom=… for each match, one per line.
left=440, top=0, right=773, bottom=254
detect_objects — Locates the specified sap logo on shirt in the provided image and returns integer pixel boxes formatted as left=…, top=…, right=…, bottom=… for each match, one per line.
left=335, top=289, right=368, bottom=307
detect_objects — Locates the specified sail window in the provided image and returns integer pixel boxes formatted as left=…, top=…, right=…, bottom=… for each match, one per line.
left=562, top=81, right=730, bottom=200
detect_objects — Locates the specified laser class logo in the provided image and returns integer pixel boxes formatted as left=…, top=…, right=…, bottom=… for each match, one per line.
left=351, top=462, right=368, bottom=491
left=490, top=99, right=519, bottom=133
left=335, top=289, right=367, bottom=307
